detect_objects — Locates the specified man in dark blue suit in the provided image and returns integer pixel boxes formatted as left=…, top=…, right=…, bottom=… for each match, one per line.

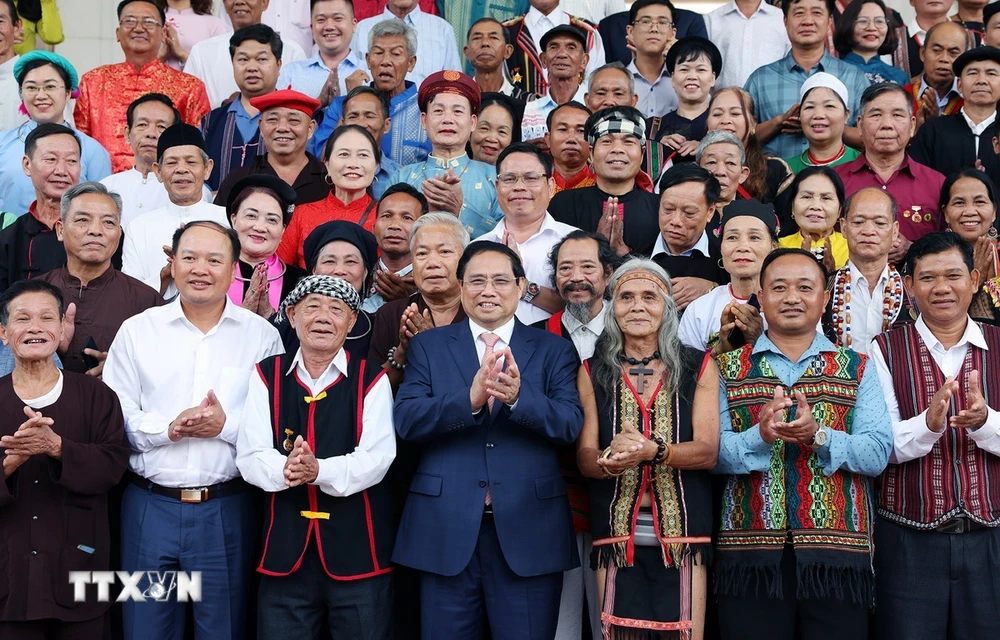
left=393, top=241, right=584, bottom=640
left=599, top=7, right=708, bottom=66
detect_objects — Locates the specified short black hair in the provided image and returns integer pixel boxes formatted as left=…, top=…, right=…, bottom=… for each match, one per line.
left=759, top=247, right=828, bottom=285
left=171, top=220, right=242, bottom=263
left=859, top=81, right=915, bottom=116
left=781, top=0, right=836, bottom=17
left=496, top=141, right=554, bottom=177
left=322, top=124, right=382, bottom=164
left=833, top=0, right=899, bottom=57
left=378, top=182, right=429, bottom=215
left=457, top=241, right=526, bottom=281
left=628, top=0, right=676, bottom=25
left=939, top=167, right=998, bottom=213
left=126, top=93, right=181, bottom=129
left=466, top=17, right=512, bottom=46
left=117, top=0, right=166, bottom=24
left=16, top=59, right=71, bottom=91
left=25, top=123, right=81, bottom=158
left=0, top=279, right=64, bottom=326
left=657, top=163, right=722, bottom=206
left=547, top=229, right=622, bottom=289
left=230, top=24, right=284, bottom=60
left=545, top=100, right=590, bottom=133
left=0, top=0, right=21, bottom=24
left=343, top=85, right=391, bottom=121
left=665, top=37, right=722, bottom=77
left=788, top=165, right=845, bottom=214
left=903, top=231, right=975, bottom=277
left=311, top=0, right=355, bottom=15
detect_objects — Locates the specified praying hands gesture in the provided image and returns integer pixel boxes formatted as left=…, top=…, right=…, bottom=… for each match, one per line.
left=242, top=262, right=276, bottom=319
left=596, top=197, right=630, bottom=256
left=713, top=302, right=764, bottom=355
left=2, top=406, right=63, bottom=477
left=758, top=387, right=793, bottom=444
left=915, top=88, right=939, bottom=130
left=423, top=169, right=464, bottom=214
left=597, top=421, right=653, bottom=476
left=947, top=371, right=988, bottom=431
left=395, top=303, right=435, bottom=365
left=159, top=245, right=174, bottom=296
left=284, top=436, right=320, bottom=487
left=168, top=391, right=226, bottom=441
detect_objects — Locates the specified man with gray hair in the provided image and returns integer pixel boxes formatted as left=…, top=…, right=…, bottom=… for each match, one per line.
left=311, top=19, right=430, bottom=166
left=39, top=181, right=163, bottom=376
left=122, top=123, right=229, bottom=297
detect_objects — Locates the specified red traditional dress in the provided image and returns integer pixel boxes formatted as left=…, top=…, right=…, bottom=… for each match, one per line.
left=74, top=60, right=211, bottom=172
left=552, top=165, right=596, bottom=197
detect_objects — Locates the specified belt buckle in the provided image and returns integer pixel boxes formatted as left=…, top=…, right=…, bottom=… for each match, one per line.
left=937, top=518, right=967, bottom=534
left=180, top=488, right=206, bottom=503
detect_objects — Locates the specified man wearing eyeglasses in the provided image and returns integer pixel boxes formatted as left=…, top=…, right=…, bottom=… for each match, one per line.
left=75, top=0, right=211, bottom=173
left=625, top=0, right=679, bottom=121
left=473, top=142, right=577, bottom=325
left=393, top=239, right=583, bottom=640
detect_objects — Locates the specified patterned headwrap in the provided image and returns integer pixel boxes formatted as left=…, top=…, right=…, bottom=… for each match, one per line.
left=276, top=275, right=360, bottom=322
left=585, top=106, right=647, bottom=149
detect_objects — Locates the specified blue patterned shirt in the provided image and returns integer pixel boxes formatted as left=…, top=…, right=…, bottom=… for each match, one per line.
left=386, top=153, right=503, bottom=238
left=841, top=52, right=909, bottom=86
left=716, top=332, right=891, bottom=478
left=745, top=52, right=871, bottom=159
left=372, top=154, right=401, bottom=199
left=311, top=81, right=430, bottom=166
left=277, top=51, right=369, bottom=100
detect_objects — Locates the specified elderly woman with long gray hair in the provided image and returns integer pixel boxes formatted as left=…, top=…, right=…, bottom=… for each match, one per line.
left=576, top=259, right=719, bottom=640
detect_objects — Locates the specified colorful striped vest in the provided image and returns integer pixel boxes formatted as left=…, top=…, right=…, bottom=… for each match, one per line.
left=716, top=344, right=875, bottom=603
left=873, top=322, right=1000, bottom=528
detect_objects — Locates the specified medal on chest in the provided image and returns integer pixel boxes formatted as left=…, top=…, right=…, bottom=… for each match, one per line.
left=283, top=428, right=295, bottom=452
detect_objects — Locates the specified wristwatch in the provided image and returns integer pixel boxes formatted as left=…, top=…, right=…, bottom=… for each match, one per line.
left=521, top=281, right=540, bottom=303
left=810, top=426, right=829, bottom=449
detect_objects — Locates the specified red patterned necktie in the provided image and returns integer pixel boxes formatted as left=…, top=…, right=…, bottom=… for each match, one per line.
left=480, top=332, right=500, bottom=505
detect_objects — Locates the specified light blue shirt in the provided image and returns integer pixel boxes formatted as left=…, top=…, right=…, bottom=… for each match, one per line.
left=228, top=98, right=260, bottom=147
left=277, top=51, right=369, bottom=100
left=716, top=332, right=891, bottom=479
left=311, top=81, right=430, bottom=167
left=0, top=120, right=113, bottom=216
left=352, top=6, right=462, bottom=87
left=386, top=153, right=503, bottom=238
left=372, top=154, right=401, bottom=199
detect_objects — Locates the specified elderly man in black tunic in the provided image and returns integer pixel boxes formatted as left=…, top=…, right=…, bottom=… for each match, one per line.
left=0, top=279, right=131, bottom=639
left=237, top=275, right=396, bottom=639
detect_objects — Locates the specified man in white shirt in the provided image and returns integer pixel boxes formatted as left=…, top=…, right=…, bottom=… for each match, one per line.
left=277, top=0, right=370, bottom=103
left=559, top=0, right=625, bottom=25
left=521, top=25, right=590, bottom=143
left=104, top=220, right=284, bottom=640
left=221, top=0, right=314, bottom=58
left=705, top=0, right=790, bottom=89
left=122, top=124, right=229, bottom=296
left=237, top=275, right=395, bottom=639
left=825, top=187, right=909, bottom=355
left=189, top=0, right=307, bottom=107
left=870, top=230, right=1000, bottom=640
left=102, top=94, right=210, bottom=229
left=0, top=0, right=25, bottom=131
left=475, top=142, right=577, bottom=324
left=352, top=0, right=461, bottom=86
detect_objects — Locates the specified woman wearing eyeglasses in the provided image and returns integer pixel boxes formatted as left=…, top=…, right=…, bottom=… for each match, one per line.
left=834, top=0, right=909, bottom=85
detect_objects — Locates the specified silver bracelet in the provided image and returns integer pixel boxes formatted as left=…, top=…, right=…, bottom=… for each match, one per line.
left=387, top=346, right=406, bottom=371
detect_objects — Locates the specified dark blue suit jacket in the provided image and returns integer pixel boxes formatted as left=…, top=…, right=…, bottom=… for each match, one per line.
left=392, top=319, right=583, bottom=578
left=599, top=9, right=709, bottom=66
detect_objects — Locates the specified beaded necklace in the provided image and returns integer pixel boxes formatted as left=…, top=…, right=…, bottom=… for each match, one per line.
left=805, top=145, right=847, bottom=167
left=830, top=265, right=903, bottom=348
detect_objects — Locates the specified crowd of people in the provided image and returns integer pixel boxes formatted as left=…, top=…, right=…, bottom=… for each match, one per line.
left=0, top=0, right=999, bottom=638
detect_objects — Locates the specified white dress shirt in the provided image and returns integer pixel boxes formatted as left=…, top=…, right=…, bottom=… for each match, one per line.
left=122, top=200, right=230, bottom=293
left=0, top=54, right=28, bottom=132
left=220, top=0, right=314, bottom=55
left=352, top=6, right=462, bottom=87
left=103, top=298, right=285, bottom=487
left=628, top=59, right=678, bottom=120
left=561, top=301, right=607, bottom=359
left=558, top=0, right=626, bottom=24
left=101, top=168, right=212, bottom=230
left=237, top=347, right=396, bottom=498
left=184, top=32, right=308, bottom=107
left=523, top=7, right=606, bottom=84
left=471, top=316, right=516, bottom=363
left=705, top=0, right=790, bottom=89
left=844, top=261, right=891, bottom=357
left=870, top=316, right=1000, bottom=464
left=960, top=107, right=997, bottom=156
left=474, top=212, right=579, bottom=324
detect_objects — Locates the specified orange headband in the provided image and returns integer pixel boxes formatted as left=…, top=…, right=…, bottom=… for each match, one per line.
left=613, top=271, right=670, bottom=296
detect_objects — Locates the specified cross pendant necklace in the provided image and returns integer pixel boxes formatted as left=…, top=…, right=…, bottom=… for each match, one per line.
left=623, top=351, right=660, bottom=394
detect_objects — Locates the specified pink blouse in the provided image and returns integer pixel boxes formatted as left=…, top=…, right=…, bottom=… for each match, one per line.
left=164, top=8, right=228, bottom=71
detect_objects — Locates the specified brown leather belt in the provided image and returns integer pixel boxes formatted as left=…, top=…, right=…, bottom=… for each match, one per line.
left=129, top=474, right=247, bottom=503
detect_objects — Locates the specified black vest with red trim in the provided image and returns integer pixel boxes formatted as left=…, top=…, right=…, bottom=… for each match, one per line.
left=256, top=352, right=394, bottom=580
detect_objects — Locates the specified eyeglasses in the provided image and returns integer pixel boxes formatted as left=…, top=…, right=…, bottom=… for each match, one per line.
left=854, top=17, right=888, bottom=28
left=462, top=276, right=518, bottom=293
left=633, top=18, right=674, bottom=30
left=21, top=83, right=64, bottom=97
left=496, top=172, right=548, bottom=186
left=119, top=17, right=163, bottom=30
